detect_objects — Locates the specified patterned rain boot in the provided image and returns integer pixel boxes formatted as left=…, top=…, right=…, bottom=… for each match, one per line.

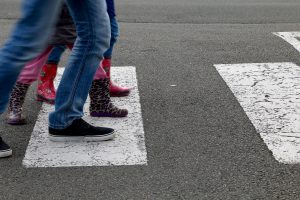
left=36, top=63, right=57, bottom=104
left=101, top=58, right=130, bottom=97
left=7, top=82, right=30, bottom=125
left=89, top=78, right=128, bottom=117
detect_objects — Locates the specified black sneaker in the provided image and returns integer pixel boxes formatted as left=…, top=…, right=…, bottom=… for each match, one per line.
left=49, top=118, right=115, bottom=142
left=0, top=137, right=12, bottom=158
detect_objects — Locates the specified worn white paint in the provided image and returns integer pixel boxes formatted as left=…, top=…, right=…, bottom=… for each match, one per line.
left=23, top=66, right=148, bottom=167
left=273, top=32, right=300, bottom=53
left=215, top=62, right=300, bottom=164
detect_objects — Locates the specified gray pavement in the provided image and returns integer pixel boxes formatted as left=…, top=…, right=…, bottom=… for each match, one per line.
left=0, top=0, right=300, bottom=199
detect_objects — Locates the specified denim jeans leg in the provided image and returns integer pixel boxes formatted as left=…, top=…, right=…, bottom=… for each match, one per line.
left=0, top=0, right=63, bottom=113
left=47, top=45, right=67, bottom=64
left=103, top=16, right=119, bottom=59
left=49, top=0, right=111, bottom=129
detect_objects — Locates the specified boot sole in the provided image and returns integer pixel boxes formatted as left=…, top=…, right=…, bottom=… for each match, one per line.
left=0, top=149, right=12, bottom=158
left=36, top=95, right=55, bottom=105
left=48, top=131, right=115, bottom=142
left=110, top=91, right=130, bottom=97
left=7, top=120, right=27, bottom=125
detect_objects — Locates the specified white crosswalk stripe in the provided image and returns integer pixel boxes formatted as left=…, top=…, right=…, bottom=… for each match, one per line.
left=215, top=62, right=300, bottom=164
left=213, top=31, right=300, bottom=164
left=23, top=66, right=148, bottom=168
left=273, top=32, right=300, bottom=52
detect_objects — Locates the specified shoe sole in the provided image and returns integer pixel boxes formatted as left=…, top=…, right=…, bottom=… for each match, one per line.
left=0, top=149, right=12, bottom=158
left=48, top=131, right=115, bottom=142
left=6, top=119, right=27, bottom=125
left=36, top=95, right=55, bottom=105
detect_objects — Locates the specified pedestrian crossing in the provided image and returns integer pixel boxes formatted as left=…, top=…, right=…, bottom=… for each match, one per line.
left=214, top=32, right=300, bottom=164
left=23, top=66, right=148, bottom=167
left=22, top=32, right=300, bottom=167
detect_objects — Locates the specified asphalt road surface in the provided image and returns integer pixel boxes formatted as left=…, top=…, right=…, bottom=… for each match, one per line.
left=0, top=0, right=300, bottom=199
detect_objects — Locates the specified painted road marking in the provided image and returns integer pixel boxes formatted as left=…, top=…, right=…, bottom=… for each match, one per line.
left=215, top=62, right=300, bottom=164
left=273, top=32, right=300, bottom=52
left=23, top=66, right=147, bottom=168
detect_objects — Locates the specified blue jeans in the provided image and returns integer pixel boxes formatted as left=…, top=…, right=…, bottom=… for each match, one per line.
left=47, top=45, right=67, bottom=64
left=0, top=0, right=111, bottom=129
left=103, top=16, right=119, bottom=59
left=0, top=0, right=63, bottom=113
left=47, top=16, right=119, bottom=62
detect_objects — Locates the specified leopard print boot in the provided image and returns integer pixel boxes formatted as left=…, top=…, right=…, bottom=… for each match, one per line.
left=7, top=82, right=30, bottom=125
left=89, top=78, right=128, bottom=117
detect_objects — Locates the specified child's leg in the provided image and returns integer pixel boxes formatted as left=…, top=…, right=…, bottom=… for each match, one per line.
left=103, top=16, right=119, bottom=59
left=101, top=16, right=130, bottom=97
left=37, top=45, right=67, bottom=104
left=94, top=15, right=117, bottom=79
left=47, top=45, right=67, bottom=64
left=89, top=78, right=128, bottom=118
left=93, top=64, right=107, bottom=80
left=91, top=21, right=127, bottom=117
left=17, top=47, right=53, bottom=84
left=91, top=58, right=128, bottom=117
left=7, top=46, right=53, bottom=125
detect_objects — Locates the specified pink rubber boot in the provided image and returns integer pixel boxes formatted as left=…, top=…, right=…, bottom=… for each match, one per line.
left=36, top=63, right=57, bottom=104
left=101, top=58, right=130, bottom=97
